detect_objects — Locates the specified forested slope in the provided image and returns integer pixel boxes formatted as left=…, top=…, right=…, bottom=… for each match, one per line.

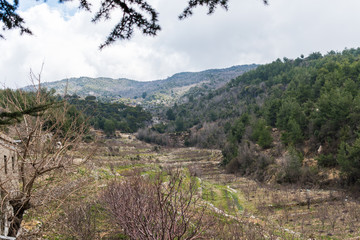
left=142, top=48, right=360, bottom=185
left=67, top=96, right=151, bottom=135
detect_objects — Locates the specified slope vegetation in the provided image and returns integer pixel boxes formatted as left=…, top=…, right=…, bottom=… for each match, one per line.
left=145, top=48, right=360, bottom=186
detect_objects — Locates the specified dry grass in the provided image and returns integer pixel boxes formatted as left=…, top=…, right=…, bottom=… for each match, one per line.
left=19, top=134, right=360, bottom=239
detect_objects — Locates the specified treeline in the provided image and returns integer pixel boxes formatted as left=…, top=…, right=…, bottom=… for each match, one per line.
left=67, top=95, right=152, bottom=135
left=140, top=48, right=360, bottom=185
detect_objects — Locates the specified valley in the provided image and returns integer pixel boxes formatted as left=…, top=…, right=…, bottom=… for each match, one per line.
left=21, top=133, right=360, bottom=239
left=3, top=49, right=360, bottom=239
left=2, top=1, right=360, bottom=239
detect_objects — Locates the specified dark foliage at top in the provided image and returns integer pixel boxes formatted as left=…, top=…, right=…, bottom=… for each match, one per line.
left=92, top=0, right=161, bottom=49
left=0, top=0, right=31, bottom=38
left=0, top=0, right=267, bottom=48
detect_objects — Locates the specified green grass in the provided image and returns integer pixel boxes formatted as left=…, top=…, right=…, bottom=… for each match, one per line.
left=231, top=192, right=243, bottom=211
left=114, top=163, right=147, bottom=171
left=201, top=181, right=245, bottom=215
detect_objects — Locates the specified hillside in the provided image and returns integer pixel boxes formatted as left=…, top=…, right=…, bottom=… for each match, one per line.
left=141, top=48, right=360, bottom=186
left=26, top=65, right=257, bottom=101
left=6, top=53, right=360, bottom=239
left=67, top=96, right=152, bottom=134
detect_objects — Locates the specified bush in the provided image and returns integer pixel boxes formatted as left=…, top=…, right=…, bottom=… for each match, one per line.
left=136, top=128, right=172, bottom=146
left=62, top=202, right=98, bottom=240
left=221, top=142, right=238, bottom=166
left=316, top=154, right=337, bottom=167
left=101, top=170, right=206, bottom=239
left=186, top=122, right=226, bottom=148
left=225, top=141, right=272, bottom=181
left=83, top=134, right=95, bottom=143
left=277, top=146, right=303, bottom=183
left=151, top=123, right=167, bottom=133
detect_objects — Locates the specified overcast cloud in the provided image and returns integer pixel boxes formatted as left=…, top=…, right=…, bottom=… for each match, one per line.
left=1, top=0, right=360, bottom=88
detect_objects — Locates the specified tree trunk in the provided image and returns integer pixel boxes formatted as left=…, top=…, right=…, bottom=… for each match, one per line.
left=7, top=199, right=31, bottom=237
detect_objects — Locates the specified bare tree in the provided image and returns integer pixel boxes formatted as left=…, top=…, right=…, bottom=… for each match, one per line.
left=317, top=204, right=328, bottom=231
left=0, top=72, right=91, bottom=237
left=328, top=206, right=339, bottom=233
left=62, top=202, right=98, bottom=240
left=101, top=170, right=207, bottom=240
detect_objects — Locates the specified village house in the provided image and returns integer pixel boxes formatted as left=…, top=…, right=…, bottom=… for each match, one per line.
left=0, top=132, right=19, bottom=238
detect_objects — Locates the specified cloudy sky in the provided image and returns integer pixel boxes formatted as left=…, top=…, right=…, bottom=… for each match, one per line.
left=1, top=0, right=360, bottom=88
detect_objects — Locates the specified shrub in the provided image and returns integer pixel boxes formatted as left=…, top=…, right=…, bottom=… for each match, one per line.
left=136, top=128, right=172, bottom=146
left=277, top=146, right=303, bottom=183
left=225, top=141, right=272, bottom=181
left=101, top=170, right=206, bottom=239
left=316, top=154, right=337, bottom=167
left=62, top=202, right=98, bottom=240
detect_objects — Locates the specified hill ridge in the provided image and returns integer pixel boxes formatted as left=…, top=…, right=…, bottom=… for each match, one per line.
left=23, top=64, right=257, bottom=100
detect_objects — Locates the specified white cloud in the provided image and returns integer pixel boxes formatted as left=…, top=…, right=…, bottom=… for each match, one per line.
left=2, top=0, right=360, bottom=88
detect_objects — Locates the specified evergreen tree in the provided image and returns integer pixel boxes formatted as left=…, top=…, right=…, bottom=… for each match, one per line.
left=337, top=139, right=360, bottom=184
left=166, top=109, right=176, bottom=121
left=104, top=119, right=116, bottom=136
left=252, top=119, right=272, bottom=148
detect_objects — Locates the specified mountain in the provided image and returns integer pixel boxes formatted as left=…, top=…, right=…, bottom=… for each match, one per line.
left=25, top=65, right=257, bottom=100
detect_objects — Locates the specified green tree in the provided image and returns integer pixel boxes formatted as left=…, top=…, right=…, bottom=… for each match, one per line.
left=175, top=118, right=185, bottom=132
left=85, top=95, right=96, bottom=101
left=313, top=87, right=353, bottom=150
left=209, top=111, right=217, bottom=121
left=0, top=0, right=32, bottom=39
left=316, top=154, right=337, bottom=167
left=283, top=118, right=303, bottom=145
left=166, top=108, right=176, bottom=121
left=276, top=99, right=305, bottom=132
left=264, top=98, right=281, bottom=127
left=104, top=119, right=116, bottom=136
left=252, top=119, right=272, bottom=148
left=337, top=139, right=360, bottom=184
left=229, top=113, right=250, bottom=144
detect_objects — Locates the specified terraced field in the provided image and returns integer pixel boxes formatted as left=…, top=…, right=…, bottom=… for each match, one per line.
left=22, top=134, right=360, bottom=239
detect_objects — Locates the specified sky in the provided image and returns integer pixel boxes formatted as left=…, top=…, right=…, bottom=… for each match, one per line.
left=1, top=0, right=360, bottom=88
